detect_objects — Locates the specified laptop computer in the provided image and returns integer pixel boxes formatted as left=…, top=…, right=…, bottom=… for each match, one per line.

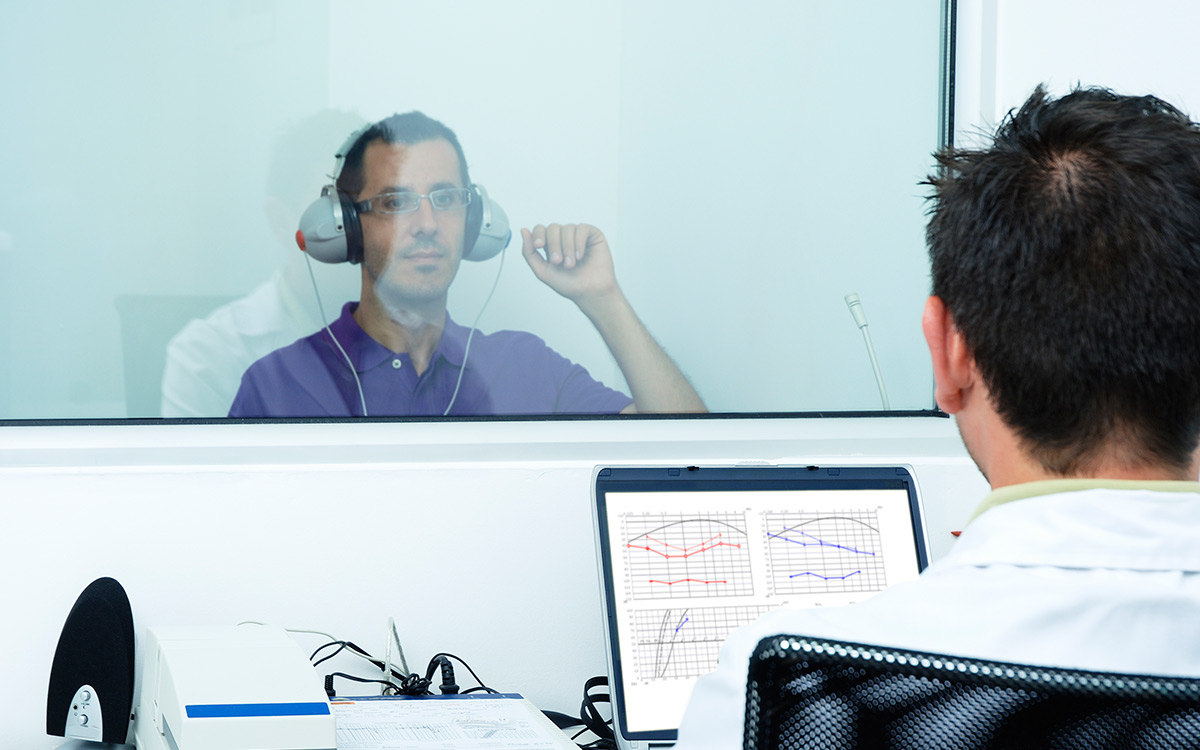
left=592, top=465, right=930, bottom=749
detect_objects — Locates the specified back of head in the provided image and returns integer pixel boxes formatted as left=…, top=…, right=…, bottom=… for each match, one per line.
left=268, top=109, right=366, bottom=210
left=926, top=85, right=1200, bottom=475
left=336, top=111, right=470, bottom=198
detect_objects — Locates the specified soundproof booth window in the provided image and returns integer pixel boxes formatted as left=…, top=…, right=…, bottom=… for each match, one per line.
left=0, top=1, right=947, bottom=421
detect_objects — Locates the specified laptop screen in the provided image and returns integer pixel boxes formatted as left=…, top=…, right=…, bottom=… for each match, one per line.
left=592, top=465, right=929, bottom=747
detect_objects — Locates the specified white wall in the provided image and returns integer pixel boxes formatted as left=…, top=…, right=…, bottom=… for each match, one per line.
left=0, top=417, right=983, bottom=746
left=955, top=0, right=1200, bottom=146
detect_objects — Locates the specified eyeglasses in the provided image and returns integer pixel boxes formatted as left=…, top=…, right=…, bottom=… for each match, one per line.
left=356, top=188, right=472, bottom=215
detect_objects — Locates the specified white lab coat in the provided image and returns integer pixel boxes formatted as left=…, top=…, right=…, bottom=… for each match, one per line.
left=674, top=484, right=1200, bottom=750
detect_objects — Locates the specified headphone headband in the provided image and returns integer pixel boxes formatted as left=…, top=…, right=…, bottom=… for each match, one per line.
left=296, top=127, right=511, bottom=265
left=330, top=124, right=375, bottom=184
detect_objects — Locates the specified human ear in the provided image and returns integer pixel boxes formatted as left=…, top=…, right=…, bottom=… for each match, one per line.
left=922, top=295, right=973, bottom=414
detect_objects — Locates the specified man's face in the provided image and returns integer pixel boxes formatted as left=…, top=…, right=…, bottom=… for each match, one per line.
left=357, top=138, right=467, bottom=308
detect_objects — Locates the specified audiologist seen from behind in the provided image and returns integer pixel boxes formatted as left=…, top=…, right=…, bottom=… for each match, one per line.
left=674, top=85, right=1200, bottom=748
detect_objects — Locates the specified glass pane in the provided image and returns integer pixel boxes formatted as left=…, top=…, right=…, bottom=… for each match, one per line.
left=0, top=0, right=944, bottom=419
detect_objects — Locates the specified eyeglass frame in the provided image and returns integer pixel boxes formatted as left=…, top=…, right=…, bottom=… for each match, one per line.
left=354, top=187, right=474, bottom=215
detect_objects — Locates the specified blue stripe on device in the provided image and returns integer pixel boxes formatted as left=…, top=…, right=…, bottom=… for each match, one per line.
left=185, top=702, right=331, bottom=718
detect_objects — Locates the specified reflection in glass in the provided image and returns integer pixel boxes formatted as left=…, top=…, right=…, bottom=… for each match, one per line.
left=0, top=1, right=944, bottom=420
left=227, top=113, right=705, bottom=417
left=161, top=110, right=366, bottom=417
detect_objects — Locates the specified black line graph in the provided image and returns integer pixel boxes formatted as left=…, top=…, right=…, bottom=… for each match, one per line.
left=633, top=605, right=774, bottom=681
left=623, top=512, right=753, bottom=600
left=765, top=510, right=886, bottom=595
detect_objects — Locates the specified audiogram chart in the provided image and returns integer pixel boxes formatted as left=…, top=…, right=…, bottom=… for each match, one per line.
left=633, top=605, right=774, bottom=681
left=623, top=512, right=753, bottom=600
left=764, top=510, right=886, bottom=595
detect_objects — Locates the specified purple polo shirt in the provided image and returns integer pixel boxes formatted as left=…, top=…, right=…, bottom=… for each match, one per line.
left=228, top=302, right=633, bottom=417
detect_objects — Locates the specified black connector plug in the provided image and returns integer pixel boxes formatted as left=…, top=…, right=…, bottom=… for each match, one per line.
left=426, top=655, right=459, bottom=694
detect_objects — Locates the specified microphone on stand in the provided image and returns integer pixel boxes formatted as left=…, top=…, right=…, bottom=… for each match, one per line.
left=844, top=292, right=890, bottom=410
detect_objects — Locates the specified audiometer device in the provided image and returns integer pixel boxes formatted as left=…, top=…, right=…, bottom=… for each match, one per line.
left=131, top=624, right=335, bottom=750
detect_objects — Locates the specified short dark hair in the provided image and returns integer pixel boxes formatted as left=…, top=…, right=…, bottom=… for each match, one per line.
left=926, top=85, right=1200, bottom=475
left=336, top=111, right=471, bottom=198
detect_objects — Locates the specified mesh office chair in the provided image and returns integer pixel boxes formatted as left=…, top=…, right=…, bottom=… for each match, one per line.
left=744, top=635, right=1200, bottom=750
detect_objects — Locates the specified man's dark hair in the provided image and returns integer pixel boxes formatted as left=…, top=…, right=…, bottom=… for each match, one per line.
left=926, top=85, right=1200, bottom=475
left=336, top=111, right=471, bottom=198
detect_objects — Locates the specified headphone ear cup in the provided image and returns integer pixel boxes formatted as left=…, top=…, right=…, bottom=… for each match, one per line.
left=339, top=191, right=364, bottom=265
left=295, top=189, right=363, bottom=265
left=462, top=184, right=510, bottom=262
left=462, top=186, right=484, bottom=259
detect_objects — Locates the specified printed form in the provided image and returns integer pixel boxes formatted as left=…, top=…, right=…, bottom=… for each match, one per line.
left=332, top=694, right=578, bottom=749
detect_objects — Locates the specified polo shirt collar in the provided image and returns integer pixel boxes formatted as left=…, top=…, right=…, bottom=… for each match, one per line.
left=327, top=302, right=470, bottom=372
left=435, top=315, right=471, bottom=368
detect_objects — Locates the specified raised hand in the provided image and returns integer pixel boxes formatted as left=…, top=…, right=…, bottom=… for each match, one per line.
left=520, top=222, right=620, bottom=304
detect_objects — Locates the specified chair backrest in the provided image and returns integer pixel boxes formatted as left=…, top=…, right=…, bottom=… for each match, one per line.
left=744, top=635, right=1200, bottom=750
left=114, top=293, right=235, bottom=417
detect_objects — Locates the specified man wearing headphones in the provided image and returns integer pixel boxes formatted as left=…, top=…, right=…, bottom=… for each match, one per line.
left=228, top=112, right=705, bottom=417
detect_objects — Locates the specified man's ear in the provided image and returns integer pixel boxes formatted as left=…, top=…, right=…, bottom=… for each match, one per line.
left=922, top=295, right=974, bottom=414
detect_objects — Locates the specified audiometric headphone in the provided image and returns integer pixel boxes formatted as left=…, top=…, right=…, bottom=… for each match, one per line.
left=295, top=125, right=511, bottom=265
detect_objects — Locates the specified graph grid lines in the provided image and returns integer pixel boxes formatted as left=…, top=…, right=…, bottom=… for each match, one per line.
left=623, top=512, right=753, bottom=600
left=633, top=605, right=774, bottom=681
left=765, top=509, right=886, bottom=595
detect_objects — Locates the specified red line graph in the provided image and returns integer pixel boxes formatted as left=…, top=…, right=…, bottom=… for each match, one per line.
left=649, top=578, right=727, bottom=585
left=627, top=533, right=743, bottom=559
left=624, top=514, right=755, bottom=600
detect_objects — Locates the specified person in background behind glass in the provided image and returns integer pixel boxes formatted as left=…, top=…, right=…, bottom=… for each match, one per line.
left=227, top=112, right=705, bottom=417
left=161, top=110, right=366, bottom=417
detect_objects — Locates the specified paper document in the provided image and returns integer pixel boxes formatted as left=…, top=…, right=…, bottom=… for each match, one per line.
left=332, top=693, right=577, bottom=749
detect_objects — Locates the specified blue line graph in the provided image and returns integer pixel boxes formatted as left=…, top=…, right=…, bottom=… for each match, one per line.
left=789, top=570, right=861, bottom=580
left=767, top=528, right=878, bottom=556
left=765, top=511, right=886, bottom=595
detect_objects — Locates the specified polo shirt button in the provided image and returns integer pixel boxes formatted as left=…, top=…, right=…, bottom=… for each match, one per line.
left=392, top=359, right=403, bottom=369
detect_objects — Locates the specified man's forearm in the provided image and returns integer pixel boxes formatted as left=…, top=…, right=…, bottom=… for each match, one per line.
left=576, top=290, right=706, bottom=414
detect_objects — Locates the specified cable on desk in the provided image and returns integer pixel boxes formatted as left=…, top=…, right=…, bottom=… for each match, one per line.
left=428, top=652, right=497, bottom=694
left=237, top=620, right=339, bottom=644
left=311, top=640, right=365, bottom=668
left=548, top=676, right=616, bottom=749
left=312, top=641, right=492, bottom=698
left=579, top=676, right=614, bottom=745
left=425, top=655, right=459, bottom=695
left=325, top=672, right=406, bottom=692
left=306, top=634, right=497, bottom=700
left=312, top=639, right=430, bottom=696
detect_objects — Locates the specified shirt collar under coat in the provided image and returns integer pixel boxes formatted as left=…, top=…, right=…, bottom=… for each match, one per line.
left=945, top=481, right=1200, bottom=575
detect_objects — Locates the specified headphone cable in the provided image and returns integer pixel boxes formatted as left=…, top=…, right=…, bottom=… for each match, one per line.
left=303, top=240, right=505, bottom=418
left=304, top=254, right=369, bottom=416
left=443, top=242, right=507, bottom=415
